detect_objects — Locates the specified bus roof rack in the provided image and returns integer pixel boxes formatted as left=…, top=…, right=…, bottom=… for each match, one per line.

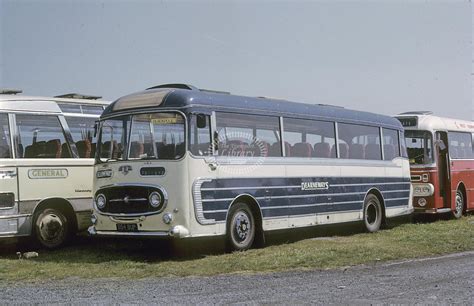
left=398, top=111, right=433, bottom=115
left=0, top=88, right=22, bottom=95
left=54, top=93, right=102, bottom=100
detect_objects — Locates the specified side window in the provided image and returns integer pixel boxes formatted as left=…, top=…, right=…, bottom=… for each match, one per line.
left=65, top=116, right=97, bottom=158
left=216, top=113, right=281, bottom=157
left=338, top=123, right=381, bottom=160
left=382, top=128, right=400, bottom=160
left=15, top=114, right=70, bottom=158
left=283, top=118, right=336, bottom=158
left=0, top=113, right=12, bottom=158
left=189, top=114, right=211, bottom=156
left=448, top=131, right=474, bottom=159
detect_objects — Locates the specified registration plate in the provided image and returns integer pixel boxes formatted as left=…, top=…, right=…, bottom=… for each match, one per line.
left=116, top=223, right=138, bottom=232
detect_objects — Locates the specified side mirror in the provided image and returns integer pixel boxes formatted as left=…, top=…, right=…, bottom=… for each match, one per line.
left=93, top=121, right=99, bottom=138
left=196, top=114, right=207, bottom=129
left=435, top=139, right=446, bottom=151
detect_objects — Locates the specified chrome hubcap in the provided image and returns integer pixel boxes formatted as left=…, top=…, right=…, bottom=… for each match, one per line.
left=366, top=202, right=377, bottom=225
left=38, top=214, right=64, bottom=241
left=233, top=212, right=251, bottom=243
left=455, top=193, right=463, bottom=215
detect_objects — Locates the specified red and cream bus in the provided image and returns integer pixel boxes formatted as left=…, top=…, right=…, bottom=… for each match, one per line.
left=396, top=111, right=474, bottom=218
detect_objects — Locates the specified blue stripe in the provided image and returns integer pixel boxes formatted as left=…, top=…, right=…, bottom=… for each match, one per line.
left=198, top=176, right=410, bottom=221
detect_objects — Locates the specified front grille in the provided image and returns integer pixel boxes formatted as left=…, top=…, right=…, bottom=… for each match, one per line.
left=96, top=186, right=165, bottom=214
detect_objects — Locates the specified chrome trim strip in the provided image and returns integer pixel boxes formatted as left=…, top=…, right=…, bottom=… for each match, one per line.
left=334, top=121, right=340, bottom=158
left=0, top=213, right=31, bottom=220
left=192, top=178, right=215, bottom=225
left=201, top=191, right=371, bottom=202
left=109, top=198, right=147, bottom=202
left=384, top=197, right=410, bottom=201
left=200, top=181, right=410, bottom=191
left=280, top=116, right=286, bottom=157
left=260, top=200, right=364, bottom=210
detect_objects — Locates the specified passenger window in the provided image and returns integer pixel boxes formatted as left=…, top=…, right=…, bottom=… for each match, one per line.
left=65, top=116, right=98, bottom=158
left=283, top=118, right=336, bottom=158
left=338, top=123, right=381, bottom=160
left=15, top=114, right=70, bottom=158
left=382, top=128, right=400, bottom=160
left=189, top=114, right=211, bottom=156
left=0, top=114, right=12, bottom=158
left=216, top=113, right=281, bottom=157
left=448, top=131, right=474, bottom=159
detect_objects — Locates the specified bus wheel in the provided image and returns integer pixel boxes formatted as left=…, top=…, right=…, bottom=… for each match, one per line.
left=226, top=202, right=255, bottom=251
left=363, top=194, right=383, bottom=233
left=34, top=208, right=70, bottom=249
left=453, top=190, right=464, bottom=219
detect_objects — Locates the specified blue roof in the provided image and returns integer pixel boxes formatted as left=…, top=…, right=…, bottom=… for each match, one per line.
left=102, top=86, right=403, bottom=130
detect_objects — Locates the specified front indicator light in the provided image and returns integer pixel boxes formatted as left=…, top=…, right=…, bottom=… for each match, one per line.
left=163, top=213, right=173, bottom=224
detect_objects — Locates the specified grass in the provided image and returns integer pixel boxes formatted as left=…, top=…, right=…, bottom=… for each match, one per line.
left=0, top=215, right=473, bottom=282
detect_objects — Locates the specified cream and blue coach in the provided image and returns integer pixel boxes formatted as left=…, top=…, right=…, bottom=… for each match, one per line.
left=89, top=84, right=413, bottom=251
left=0, top=90, right=109, bottom=248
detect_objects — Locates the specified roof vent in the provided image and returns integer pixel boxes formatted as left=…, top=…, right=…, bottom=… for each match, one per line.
left=398, top=111, right=433, bottom=115
left=146, top=83, right=198, bottom=91
left=146, top=83, right=230, bottom=94
left=54, top=93, right=102, bottom=100
left=0, top=88, right=22, bottom=95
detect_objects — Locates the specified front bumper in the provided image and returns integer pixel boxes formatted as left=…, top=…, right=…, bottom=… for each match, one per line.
left=88, top=224, right=190, bottom=238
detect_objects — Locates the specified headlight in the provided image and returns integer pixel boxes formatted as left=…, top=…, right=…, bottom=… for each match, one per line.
left=163, top=213, right=173, bottom=224
left=149, top=191, right=162, bottom=208
left=96, top=194, right=106, bottom=209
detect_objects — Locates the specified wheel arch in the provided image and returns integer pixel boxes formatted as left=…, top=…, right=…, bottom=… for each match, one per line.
left=225, top=193, right=264, bottom=247
left=33, top=197, right=78, bottom=233
left=455, top=181, right=467, bottom=213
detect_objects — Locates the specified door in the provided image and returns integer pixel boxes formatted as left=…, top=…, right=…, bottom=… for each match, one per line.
left=435, top=131, right=451, bottom=208
left=0, top=113, right=19, bottom=236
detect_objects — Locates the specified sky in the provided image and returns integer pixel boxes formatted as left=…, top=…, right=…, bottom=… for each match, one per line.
left=1, top=0, right=472, bottom=120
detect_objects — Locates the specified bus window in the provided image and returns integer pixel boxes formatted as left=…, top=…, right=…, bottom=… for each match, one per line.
left=448, top=131, right=474, bottom=159
left=189, top=114, right=211, bottom=156
left=338, top=123, right=381, bottom=160
left=15, top=114, right=70, bottom=158
left=65, top=116, right=97, bottom=158
left=0, top=114, right=12, bottom=158
left=216, top=113, right=281, bottom=158
left=382, top=128, right=400, bottom=160
left=404, top=130, right=433, bottom=165
left=98, top=116, right=129, bottom=161
left=283, top=118, right=336, bottom=158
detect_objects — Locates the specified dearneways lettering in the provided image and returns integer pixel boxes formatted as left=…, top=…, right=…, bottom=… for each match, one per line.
left=301, top=181, right=329, bottom=190
left=28, top=169, right=68, bottom=179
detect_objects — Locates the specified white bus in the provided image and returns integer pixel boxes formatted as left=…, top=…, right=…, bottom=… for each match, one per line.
left=0, top=89, right=109, bottom=248
left=89, top=84, right=413, bottom=251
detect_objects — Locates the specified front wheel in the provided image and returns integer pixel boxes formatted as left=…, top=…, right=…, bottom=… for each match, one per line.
left=363, top=194, right=383, bottom=233
left=226, top=202, right=256, bottom=251
left=452, top=189, right=464, bottom=219
left=34, top=208, right=70, bottom=249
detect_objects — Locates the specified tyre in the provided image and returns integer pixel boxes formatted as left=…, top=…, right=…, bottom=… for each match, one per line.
left=226, top=202, right=256, bottom=251
left=363, top=194, right=383, bottom=233
left=34, top=208, right=70, bottom=249
left=452, top=189, right=464, bottom=219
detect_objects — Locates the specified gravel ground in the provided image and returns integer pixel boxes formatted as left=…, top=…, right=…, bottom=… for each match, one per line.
left=1, top=251, right=473, bottom=304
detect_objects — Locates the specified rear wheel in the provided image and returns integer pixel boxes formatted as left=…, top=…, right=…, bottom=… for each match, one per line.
left=452, top=189, right=464, bottom=219
left=226, top=202, right=255, bottom=251
left=34, top=208, right=70, bottom=249
left=363, top=194, right=383, bottom=233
